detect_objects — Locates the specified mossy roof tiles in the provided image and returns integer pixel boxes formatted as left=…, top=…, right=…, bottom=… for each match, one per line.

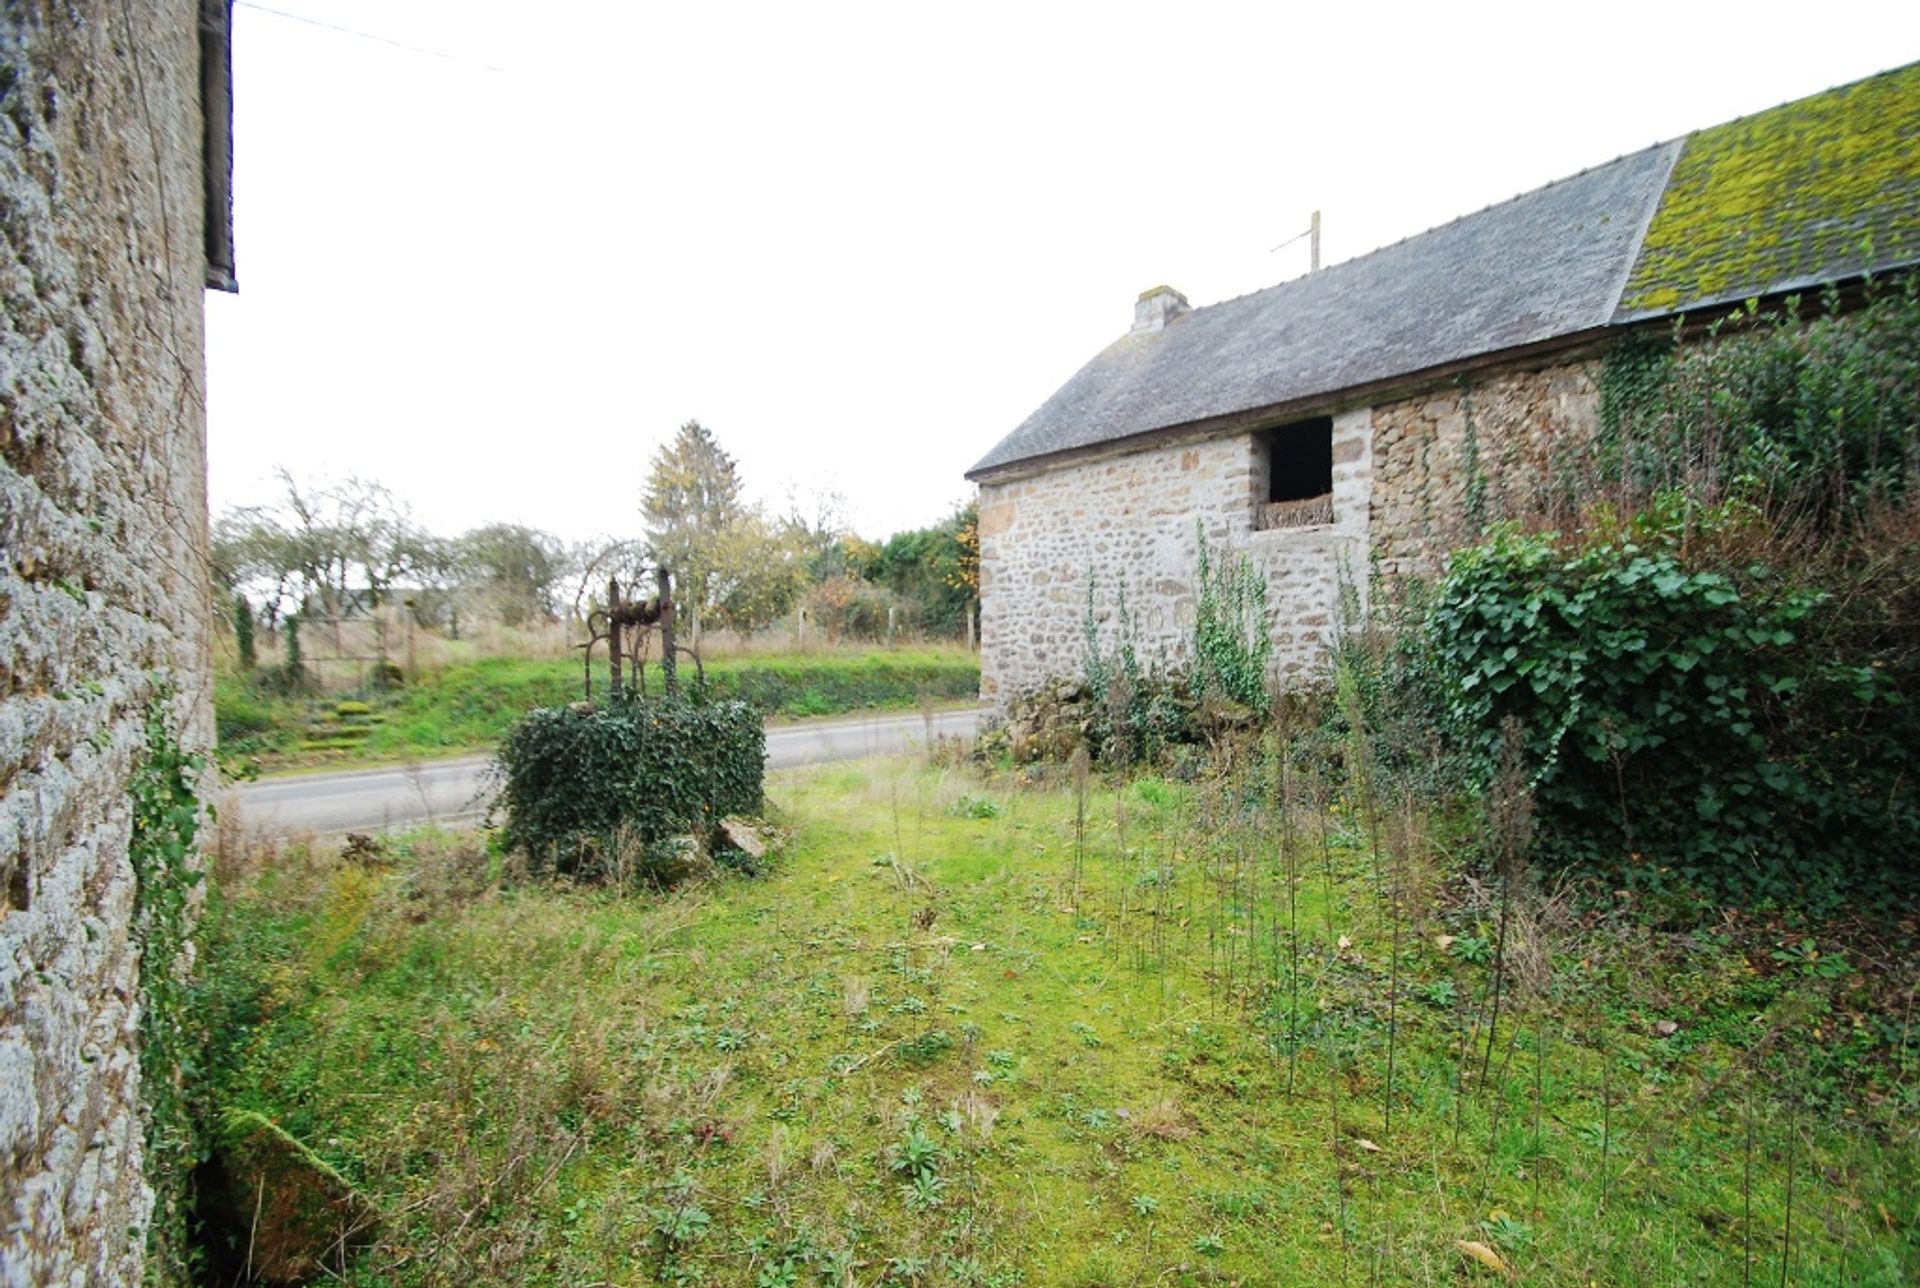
left=1617, top=61, right=1920, bottom=320
left=971, top=61, right=1920, bottom=480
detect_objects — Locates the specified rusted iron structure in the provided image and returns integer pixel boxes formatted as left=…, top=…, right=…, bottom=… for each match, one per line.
left=579, top=566, right=705, bottom=701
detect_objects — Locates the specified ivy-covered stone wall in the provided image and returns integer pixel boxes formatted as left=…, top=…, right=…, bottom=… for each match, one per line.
left=1, top=3, right=213, bottom=1281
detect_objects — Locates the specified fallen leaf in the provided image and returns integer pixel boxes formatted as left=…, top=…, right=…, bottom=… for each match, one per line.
left=1337, top=934, right=1353, bottom=951
left=1454, top=1239, right=1510, bottom=1277
left=1436, top=934, right=1456, bottom=951
left=1652, top=1020, right=1679, bottom=1038
left=1354, top=1137, right=1383, bottom=1153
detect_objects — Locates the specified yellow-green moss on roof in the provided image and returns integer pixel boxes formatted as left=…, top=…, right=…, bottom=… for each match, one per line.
left=1618, top=62, right=1920, bottom=319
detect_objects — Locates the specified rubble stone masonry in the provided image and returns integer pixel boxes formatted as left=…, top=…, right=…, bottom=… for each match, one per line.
left=979, top=357, right=1600, bottom=706
left=1370, top=359, right=1602, bottom=574
left=978, top=409, right=1371, bottom=704
left=1, top=4, right=212, bottom=1281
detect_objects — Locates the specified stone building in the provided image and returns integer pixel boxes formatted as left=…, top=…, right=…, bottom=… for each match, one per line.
left=2, top=2, right=232, bottom=1281
left=967, top=62, right=1920, bottom=707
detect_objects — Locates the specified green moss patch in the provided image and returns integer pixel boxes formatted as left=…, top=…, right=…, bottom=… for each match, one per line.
left=1621, top=62, right=1920, bottom=317
left=205, top=1109, right=378, bottom=1284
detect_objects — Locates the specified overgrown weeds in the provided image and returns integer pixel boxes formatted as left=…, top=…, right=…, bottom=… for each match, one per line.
left=199, top=759, right=1919, bottom=1284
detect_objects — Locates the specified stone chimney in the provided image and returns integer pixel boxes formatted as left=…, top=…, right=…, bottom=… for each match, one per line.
left=1132, top=285, right=1190, bottom=334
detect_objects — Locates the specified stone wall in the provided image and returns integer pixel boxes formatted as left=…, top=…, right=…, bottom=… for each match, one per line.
left=977, top=356, right=1606, bottom=707
left=1370, top=358, right=1602, bottom=573
left=2, top=4, right=212, bottom=1282
left=978, top=409, right=1370, bottom=703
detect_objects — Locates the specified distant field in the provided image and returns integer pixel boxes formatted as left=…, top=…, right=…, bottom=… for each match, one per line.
left=215, top=647, right=980, bottom=769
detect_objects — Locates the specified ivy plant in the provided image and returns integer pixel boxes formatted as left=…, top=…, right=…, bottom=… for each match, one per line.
left=1428, top=503, right=1914, bottom=913
left=129, top=700, right=207, bottom=1280
left=495, top=696, right=765, bottom=878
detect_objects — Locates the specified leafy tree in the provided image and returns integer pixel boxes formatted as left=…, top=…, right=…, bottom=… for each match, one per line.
left=639, top=421, right=812, bottom=642
left=951, top=501, right=980, bottom=601
left=866, top=501, right=978, bottom=638
left=641, top=421, right=747, bottom=643
left=454, top=523, right=569, bottom=625
left=707, top=512, right=810, bottom=637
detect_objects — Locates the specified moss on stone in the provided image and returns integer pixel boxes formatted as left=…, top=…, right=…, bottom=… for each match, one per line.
left=210, top=1109, right=378, bottom=1284
left=1621, top=61, right=1920, bottom=316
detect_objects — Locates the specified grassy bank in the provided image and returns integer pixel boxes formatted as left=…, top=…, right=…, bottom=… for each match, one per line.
left=199, top=759, right=1918, bottom=1285
left=215, top=647, right=979, bottom=769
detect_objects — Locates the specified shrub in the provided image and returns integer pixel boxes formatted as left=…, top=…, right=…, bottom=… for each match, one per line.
left=1415, top=283, right=1920, bottom=917
left=494, top=697, right=765, bottom=879
left=805, top=576, right=909, bottom=642
left=213, top=672, right=279, bottom=742
left=1597, top=281, right=1920, bottom=534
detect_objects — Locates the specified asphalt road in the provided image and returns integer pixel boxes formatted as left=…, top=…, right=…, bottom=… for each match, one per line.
left=225, top=707, right=980, bottom=837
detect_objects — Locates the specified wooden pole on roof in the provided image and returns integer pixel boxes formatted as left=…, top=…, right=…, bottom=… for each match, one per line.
left=1310, top=210, right=1321, bottom=272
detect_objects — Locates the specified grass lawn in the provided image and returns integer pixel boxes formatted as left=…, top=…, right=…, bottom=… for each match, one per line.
left=202, top=758, right=1919, bottom=1285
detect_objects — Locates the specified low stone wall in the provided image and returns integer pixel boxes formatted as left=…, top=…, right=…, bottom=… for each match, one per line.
left=978, top=410, right=1370, bottom=704
left=2, top=4, right=212, bottom=1281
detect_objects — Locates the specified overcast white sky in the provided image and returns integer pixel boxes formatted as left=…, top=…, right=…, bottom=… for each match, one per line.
left=205, top=1, right=1920, bottom=546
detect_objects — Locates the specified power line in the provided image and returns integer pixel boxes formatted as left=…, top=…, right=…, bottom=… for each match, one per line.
left=234, top=1, right=507, bottom=73
left=1269, top=227, right=1312, bottom=253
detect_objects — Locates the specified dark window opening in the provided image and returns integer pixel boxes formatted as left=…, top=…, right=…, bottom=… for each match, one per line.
left=1254, top=416, right=1333, bottom=529
left=4, top=853, right=25, bottom=913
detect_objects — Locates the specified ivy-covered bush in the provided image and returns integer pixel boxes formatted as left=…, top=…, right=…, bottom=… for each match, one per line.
left=1429, top=505, right=1918, bottom=913
left=494, top=698, right=765, bottom=879
left=1597, top=279, right=1920, bottom=531
left=1418, top=282, right=1920, bottom=917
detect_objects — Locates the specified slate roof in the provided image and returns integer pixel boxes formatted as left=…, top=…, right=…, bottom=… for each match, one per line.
left=971, top=61, right=1920, bottom=480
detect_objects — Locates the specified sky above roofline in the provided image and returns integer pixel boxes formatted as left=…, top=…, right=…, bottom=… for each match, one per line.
left=205, top=1, right=1920, bottom=546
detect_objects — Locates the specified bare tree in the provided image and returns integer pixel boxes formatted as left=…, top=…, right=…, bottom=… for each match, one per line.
left=212, top=470, right=428, bottom=624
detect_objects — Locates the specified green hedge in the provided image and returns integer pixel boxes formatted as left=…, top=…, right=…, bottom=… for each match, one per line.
left=215, top=648, right=980, bottom=765
left=704, top=652, right=977, bottom=716
left=495, top=698, right=764, bottom=877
